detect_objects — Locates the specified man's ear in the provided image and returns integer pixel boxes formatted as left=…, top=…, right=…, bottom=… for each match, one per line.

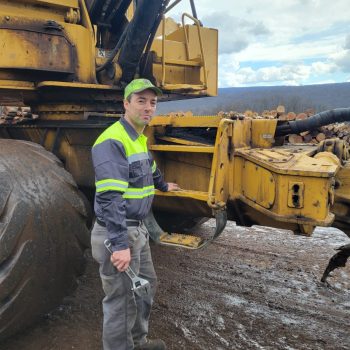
left=123, top=99, right=129, bottom=110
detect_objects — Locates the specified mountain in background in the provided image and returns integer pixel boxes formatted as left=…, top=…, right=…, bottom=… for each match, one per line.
left=157, top=82, right=350, bottom=115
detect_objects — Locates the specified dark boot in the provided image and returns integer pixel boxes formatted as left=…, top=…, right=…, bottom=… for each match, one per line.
left=134, top=339, right=166, bottom=350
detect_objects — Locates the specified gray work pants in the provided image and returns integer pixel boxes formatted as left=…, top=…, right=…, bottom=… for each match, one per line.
left=91, top=221, right=157, bottom=350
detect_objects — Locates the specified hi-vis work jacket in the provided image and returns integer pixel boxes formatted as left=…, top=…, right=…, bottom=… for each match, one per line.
left=92, top=117, right=168, bottom=252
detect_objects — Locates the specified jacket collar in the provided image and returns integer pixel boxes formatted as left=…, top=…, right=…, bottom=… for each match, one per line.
left=119, top=117, right=140, bottom=141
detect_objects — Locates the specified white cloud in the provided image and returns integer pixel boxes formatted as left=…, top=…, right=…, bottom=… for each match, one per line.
left=201, top=12, right=270, bottom=54
left=345, top=35, right=350, bottom=50
left=331, top=36, right=350, bottom=72
left=166, top=0, right=350, bottom=86
left=219, top=60, right=337, bottom=87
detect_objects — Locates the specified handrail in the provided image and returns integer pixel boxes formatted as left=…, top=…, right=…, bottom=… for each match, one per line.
left=181, top=13, right=207, bottom=88
left=161, top=12, right=207, bottom=88
left=161, top=14, right=166, bottom=86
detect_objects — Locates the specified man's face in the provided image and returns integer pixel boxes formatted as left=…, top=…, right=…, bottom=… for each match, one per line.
left=123, top=89, right=157, bottom=130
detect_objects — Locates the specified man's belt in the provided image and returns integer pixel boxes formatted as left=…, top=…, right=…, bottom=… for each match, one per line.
left=96, top=218, right=141, bottom=228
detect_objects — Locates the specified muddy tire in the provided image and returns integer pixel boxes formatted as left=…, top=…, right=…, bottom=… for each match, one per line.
left=0, top=140, right=90, bottom=341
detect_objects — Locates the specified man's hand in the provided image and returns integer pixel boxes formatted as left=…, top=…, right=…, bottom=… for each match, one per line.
left=111, top=248, right=131, bottom=272
left=167, top=182, right=180, bottom=191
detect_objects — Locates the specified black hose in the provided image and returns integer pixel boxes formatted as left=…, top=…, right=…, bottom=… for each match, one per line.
left=275, top=108, right=350, bottom=136
left=189, top=0, right=198, bottom=19
left=105, top=0, right=132, bottom=28
left=95, top=0, right=132, bottom=73
left=117, top=0, right=164, bottom=83
left=140, top=0, right=171, bottom=76
left=96, top=27, right=128, bottom=73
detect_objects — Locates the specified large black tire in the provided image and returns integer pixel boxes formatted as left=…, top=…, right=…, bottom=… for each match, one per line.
left=0, top=140, right=90, bottom=341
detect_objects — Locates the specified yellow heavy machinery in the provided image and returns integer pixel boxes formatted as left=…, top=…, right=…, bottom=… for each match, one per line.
left=0, top=0, right=349, bottom=340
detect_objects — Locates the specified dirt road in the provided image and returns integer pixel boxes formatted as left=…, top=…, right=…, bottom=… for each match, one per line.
left=2, top=221, right=350, bottom=350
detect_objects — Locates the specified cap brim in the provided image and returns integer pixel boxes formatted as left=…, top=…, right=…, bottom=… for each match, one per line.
left=132, top=86, right=163, bottom=97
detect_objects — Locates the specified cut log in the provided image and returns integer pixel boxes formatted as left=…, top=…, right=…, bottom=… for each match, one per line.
left=305, top=108, right=316, bottom=116
left=287, top=112, right=296, bottom=120
left=278, top=114, right=288, bottom=121
left=296, top=113, right=307, bottom=120
left=316, top=133, right=326, bottom=142
left=276, top=105, right=285, bottom=116
left=288, top=134, right=303, bottom=143
left=303, top=134, right=313, bottom=143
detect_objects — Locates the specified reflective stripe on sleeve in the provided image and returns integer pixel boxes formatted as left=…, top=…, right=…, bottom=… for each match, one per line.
left=122, top=185, right=155, bottom=199
left=151, top=161, right=157, bottom=173
left=128, top=152, right=149, bottom=164
left=95, top=178, right=128, bottom=193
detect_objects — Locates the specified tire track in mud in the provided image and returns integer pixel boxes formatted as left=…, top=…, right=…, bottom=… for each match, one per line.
left=1, top=222, right=349, bottom=350
left=150, top=222, right=350, bottom=350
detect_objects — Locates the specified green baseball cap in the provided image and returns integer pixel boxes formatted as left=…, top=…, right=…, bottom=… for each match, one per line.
left=124, top=78, right=162, bottom=100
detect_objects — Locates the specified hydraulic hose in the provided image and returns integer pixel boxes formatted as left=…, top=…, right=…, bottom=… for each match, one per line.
left=275, top=108, right=350, bottom=137
left=117, top=0, right=164, bottom=83
left=96, top=27, right=128, bottom=73
left=95, top=0, right=132, bottom=73
left=140, top=0, right=171, bottom=76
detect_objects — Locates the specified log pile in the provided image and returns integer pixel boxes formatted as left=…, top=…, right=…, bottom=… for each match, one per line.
left=217, top=105, right=350, bottom=146
left=0, top=106, right=38, bottom=125
left=163, top=105, right=350, bottom=146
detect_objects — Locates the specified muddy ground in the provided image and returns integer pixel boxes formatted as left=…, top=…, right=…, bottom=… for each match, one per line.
left=2, top=221, right=350, bottom=350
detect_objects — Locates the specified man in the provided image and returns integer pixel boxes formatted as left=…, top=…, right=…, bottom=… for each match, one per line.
left=91, top=79, right=179, bottom=350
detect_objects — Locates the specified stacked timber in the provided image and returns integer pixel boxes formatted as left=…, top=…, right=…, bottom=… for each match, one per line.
left=0, top=106, right=38, bottom=124
left=164, top=105, right=350, bottom=146
left=216, top=106, right=350, bottom=146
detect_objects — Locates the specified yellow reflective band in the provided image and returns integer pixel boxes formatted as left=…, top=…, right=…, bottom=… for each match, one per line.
left=96, top=178, right=128, bottom=187
left=123, top=192, right=155, bottom=199
left=122, top=185, right=155, bottom=199
left=97, top=186, right=127, bottom=193
left=152, top=161, right=157, bottom=173
left=95, top=178, right=128, bottom=193
left=93, top=121, right=148, bottom=157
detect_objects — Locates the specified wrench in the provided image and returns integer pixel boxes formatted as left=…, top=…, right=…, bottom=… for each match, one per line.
left=103, top=239, right=150, bottom=297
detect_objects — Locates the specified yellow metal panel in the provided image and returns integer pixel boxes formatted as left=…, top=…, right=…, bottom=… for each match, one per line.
left=155, top=189, right=208, bottom=201
left=207, top=119, right=234, bottom=208
left=0, top=80, right=34, bottom=89
left=155, top=136, right=210, bottom=147
left=251, top=119, right=277, bottom=148
left=287, top=182, right=304, bottom=208
left=0, top=1, right=74, bottom=21
left=159, top=233, right=203, bottom=248
left=236, top=148, right=338, bottom=177
left=63, top=23, right=95, bottom=82
left=187, top=25, right=218, bottom=96
left=152, top=63, right=201, bottom=87
left=150, top=115, right=221, bottom=128
left=149, top=144, right=214, bottom=153
left=150, top=23, right=218, bottom=96
left=151, top=39, right=187, bottom=62
left=276, top=175, right=331, bottom=222
left=162, top=59, right=201, bottom=67
left=232, top=153, right=335, bottom=225
left=0, top=29, right=74, bottom=73
left=37, top=81, right=115, bottom=90
left=232, top=119, right=251, bottom=148
left=19, top=0, right=78, bottom=8
left=241, top=161, right=275, bottom=209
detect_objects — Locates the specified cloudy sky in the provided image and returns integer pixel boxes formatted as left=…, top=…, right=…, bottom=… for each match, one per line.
left=168, top=0, right=350, bottom=87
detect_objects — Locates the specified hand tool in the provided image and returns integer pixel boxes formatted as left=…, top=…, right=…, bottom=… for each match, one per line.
left=104, top=239, right=150, bottom=297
